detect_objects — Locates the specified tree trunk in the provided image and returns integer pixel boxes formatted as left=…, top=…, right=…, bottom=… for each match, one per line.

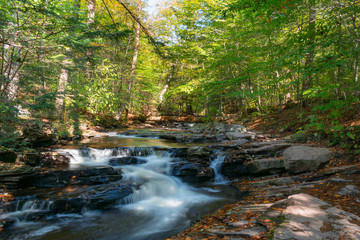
left=118, top=19, right=141, bottom=117
left=302, top=0, right=316, bottom=105
left=86, top=0, right=96, bottom=79
left=159, top=63, right=175, bottom=104
left=55, top=55, right=70, bottom=117
left=87, top=0, right=96, bottom=25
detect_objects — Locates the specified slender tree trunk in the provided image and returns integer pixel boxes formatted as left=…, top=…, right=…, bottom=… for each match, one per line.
left=302, top=0, right=316, bottom=105
left=55, top=54, right=70, bottom=117
left=159, top=63, right=175, bottom=104
left=118, top=19, right=141, bottom=117
left=87, top=0, right=96, bottom=24
left=86, top=0, right=96, bottom=79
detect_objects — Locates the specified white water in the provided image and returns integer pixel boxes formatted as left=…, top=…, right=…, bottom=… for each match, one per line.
left=1, top=145, right=233, bottom=240
left=56, top=147, right=155, bottom=167
left=210, top=155, right=229, bottom=184
left=54, top=148, right=217, bottom=239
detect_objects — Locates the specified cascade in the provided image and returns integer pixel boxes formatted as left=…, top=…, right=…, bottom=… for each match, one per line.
left=210, top=154, right=229, bottom=184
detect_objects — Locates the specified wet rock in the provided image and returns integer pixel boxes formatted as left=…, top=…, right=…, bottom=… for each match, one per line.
left=246, top=158, right=285, bottom=175
left=52, top=185, right=133, bottom=212
left=108, top=157, right=146, bottom=166
left=222, top=159, right=248, bottom=178
left=33, top=167, right=122, bottom=187
left=274, top=193, right=360, bottom=240
left=0, top=165, right=36, bottom=188
left=283, top=146, right=333, bottom=173
left=168, top=148, right=188, bottom=158
left=39, top=152, right=70, bottom=166
left=171, top=162, right=214, bottom=183
left=0, top=150, right=17, bottom=163
left=187, top=147, right=211, bottom=158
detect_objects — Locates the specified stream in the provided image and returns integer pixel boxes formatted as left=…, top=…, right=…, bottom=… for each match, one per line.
left=0, top=130, right=241, bottom=240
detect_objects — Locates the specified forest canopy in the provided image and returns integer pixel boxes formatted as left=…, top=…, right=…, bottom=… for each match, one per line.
left=0, top=0, right=359, bottom=150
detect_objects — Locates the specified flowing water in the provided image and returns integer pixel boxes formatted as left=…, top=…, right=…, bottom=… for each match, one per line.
left=0, top=131, right=240, bottom=240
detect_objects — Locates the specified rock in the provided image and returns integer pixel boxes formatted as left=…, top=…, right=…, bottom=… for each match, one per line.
left=283, top=146, right=333, bottom=173
left=168, top=148, right=188, bottom=158
left=245, top=144, right=292, bottom=156
left=222, top=159, right=248, bottom=178
left=33, top=167, right=122, bottom=188
left=227, top=221, right=249, bottom=228
left=0, top=150, right=17, bottom=163
left=206, top=226, right=266, bottom=238
left=171, top=162, right=214, bottom=183
left=338, top=185, right=360, bottom=196
left=39, top=152, right=70, bottom=166
left=0, top=165, right=36, bottom=189
left=231, top=139, right=249, bottom=145
left=274, top=193, right=360, bottom=240
left=225, top=132, right=254, bottom=140
left=187, top=147, right=211, bottom=158
left=32, top=134, right=57, bottom=147
left=108, top=157, right=146, bottom=166
left=250, top=177, right=294, bottom=187
left=19, top=153, right=40, bottom=166
left=246, top=158, right=285, bottom=175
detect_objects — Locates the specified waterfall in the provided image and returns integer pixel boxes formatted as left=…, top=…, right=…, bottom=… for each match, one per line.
left=116, top=155, right=215, bottom=240
left=56, top=147, right=156, bottom=167
left=210, top=155, right=229, bottom=184
left=0, top=199, right=53, bottom=223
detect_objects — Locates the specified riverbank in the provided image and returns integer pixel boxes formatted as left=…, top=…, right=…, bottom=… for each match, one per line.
left=1, top=119, right=360, bottom=239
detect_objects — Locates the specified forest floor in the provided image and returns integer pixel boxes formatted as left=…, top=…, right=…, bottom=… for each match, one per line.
left=168, top=107, right=360, bottom=240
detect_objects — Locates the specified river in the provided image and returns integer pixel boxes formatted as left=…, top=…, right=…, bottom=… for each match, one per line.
left=0, top=131, right=240, bottom=240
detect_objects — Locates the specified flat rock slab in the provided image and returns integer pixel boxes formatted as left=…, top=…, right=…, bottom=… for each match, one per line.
left=246, top=158, right=285, bottom=175
left=274, top=193, right=360, bottom=240
left=283, top=146, right=333, bottom=173
left=225, top=132, right=255, bottom=140
left=245, top=144, right=292, bottom=156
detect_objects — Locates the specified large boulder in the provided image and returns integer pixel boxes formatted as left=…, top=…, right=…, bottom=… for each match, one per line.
left=274, top=193, right=360, bottom=239
left=283, top=146, right=333, bottom=173
left=246, top=158, right=285, bottom=175
left=225, top=132, right=254, bottom=140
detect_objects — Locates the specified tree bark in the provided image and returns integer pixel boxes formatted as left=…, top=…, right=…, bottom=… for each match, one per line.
left=87, top=0, right=96, bottom=25
left=159, top=63, right=175, bottom=104
left=302, top=0, right=316, bottom=105
left=55, top=54, right=70, bottom=116
left=118, top=18, right=141, bottom=117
